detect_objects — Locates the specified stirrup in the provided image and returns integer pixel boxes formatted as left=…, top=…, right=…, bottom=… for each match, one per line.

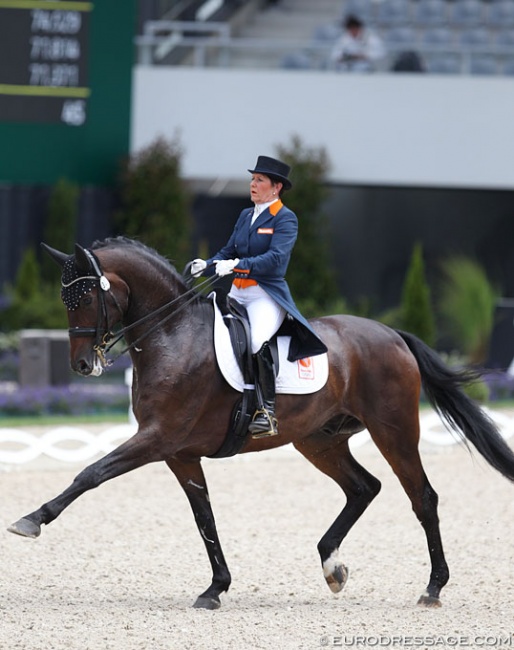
left=249, top=408, right=279, bottom=439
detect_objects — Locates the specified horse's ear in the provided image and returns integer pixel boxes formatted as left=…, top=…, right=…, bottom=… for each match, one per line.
left=40, top=242, right=69, bottom=267
left=74, top=243, right=92, bottom=274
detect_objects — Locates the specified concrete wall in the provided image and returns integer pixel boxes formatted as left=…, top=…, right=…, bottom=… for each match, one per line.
left=131, top=66, right=514, bottom=191
left=130, top=65, right=514, bottom=312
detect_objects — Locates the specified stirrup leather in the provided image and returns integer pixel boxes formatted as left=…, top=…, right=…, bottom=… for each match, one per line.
left=249, top=408, right=279, bottom=439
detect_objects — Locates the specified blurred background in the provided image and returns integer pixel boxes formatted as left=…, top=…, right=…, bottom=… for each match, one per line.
left=1, top=0, right=514, bottom=418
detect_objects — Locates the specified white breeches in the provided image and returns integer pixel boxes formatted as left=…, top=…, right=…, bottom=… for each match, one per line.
left=229, top=284, right=286, bottom=354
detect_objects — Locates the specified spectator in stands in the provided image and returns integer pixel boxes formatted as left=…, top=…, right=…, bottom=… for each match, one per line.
left=331, top=14, right=386, bottom=72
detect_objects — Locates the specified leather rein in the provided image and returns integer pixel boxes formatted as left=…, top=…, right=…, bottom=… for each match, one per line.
left=67, top=253, right=218, bottom=366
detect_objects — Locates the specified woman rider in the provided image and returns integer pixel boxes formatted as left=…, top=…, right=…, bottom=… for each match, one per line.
left=190, top=155, right=327, bottom=438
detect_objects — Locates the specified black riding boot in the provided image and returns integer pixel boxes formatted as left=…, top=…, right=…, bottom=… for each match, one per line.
left=249, top=342, right=279, bottom=439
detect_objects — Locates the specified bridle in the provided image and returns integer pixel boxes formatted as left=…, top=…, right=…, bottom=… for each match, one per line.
left=65, top=252, right=218, bottom=366
left=65, top=249, right=119, bottom=366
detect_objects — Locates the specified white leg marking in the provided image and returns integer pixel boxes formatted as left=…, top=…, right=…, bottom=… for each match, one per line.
left=322, top=550, right=349, bottom=594
left=323, top=550, right=341, bottom=579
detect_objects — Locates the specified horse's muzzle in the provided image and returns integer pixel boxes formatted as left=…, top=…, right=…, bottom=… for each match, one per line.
left=72, top=356, right=104, bottom=377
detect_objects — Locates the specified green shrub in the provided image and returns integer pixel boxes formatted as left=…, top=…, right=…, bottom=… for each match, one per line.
left=276, top=135, right=340, bottom=314
left=462, top=377, right=490, bottom=404
left=114, top=136, right=192, bottom=270
left=400, top=243, right=436, bottom=346
left=0, top=249, right=67, bottom=331
left=41, top=178, right=78, bottom=282
left=296, top=296, right=349, bottom=319
left=377, top=305, right=403, bottom=329
left=438, top=256, right=499, bottom=364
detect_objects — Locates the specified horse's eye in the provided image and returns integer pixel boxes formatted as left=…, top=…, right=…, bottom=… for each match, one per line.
left=82, top=295, right=93, bottom=306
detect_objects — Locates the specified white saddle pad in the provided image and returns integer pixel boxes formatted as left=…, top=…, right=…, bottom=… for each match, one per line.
left=210, top=292, right=329, bottom=395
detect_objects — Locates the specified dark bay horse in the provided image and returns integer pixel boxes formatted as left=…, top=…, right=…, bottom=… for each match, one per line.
left=8, top=237, right=514, bottom=609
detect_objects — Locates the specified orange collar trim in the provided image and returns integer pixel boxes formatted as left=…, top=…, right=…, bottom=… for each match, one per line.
left=269, top=200, right=283, bottom=216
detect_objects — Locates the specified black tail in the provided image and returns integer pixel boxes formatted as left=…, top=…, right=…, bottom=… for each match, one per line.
left=396, top=329, right=514, bottom=482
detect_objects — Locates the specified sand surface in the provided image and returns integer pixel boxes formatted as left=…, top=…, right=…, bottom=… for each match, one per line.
left=1, top=429, right=513, bottom=649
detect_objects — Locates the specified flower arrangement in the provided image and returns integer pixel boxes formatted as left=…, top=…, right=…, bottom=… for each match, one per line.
left=0, top=383, right=130, bottom=417
left=0, top=347, right=131, bottom=416
left=481, top=370, right=514, bottom=402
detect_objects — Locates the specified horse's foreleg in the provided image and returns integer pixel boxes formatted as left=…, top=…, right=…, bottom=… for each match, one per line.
left=166, top=458, right=231, bottom=610
left=294, top=434, right=382, bottom=594
left=8, top=434, right=159, bottom=539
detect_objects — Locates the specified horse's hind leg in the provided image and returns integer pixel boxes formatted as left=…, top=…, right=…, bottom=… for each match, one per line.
left=367, top=417, right=449, bottom=607
left=8, top=434, right=161, bottom=539
left=294, top=434, right=382, bottom=594
left=166, top=458, right=231, bottom=610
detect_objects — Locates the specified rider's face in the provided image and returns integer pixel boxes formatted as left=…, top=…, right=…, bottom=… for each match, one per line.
left=250, top=174, right=281, bottom=205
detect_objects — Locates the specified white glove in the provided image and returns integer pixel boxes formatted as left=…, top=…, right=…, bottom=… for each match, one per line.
left=190, top=258, right=207, bottom=277
left=215, top=258, right=240, bottom=277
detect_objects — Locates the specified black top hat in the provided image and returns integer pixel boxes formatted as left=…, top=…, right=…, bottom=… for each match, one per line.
left=248, top=155, right=292, bottom=190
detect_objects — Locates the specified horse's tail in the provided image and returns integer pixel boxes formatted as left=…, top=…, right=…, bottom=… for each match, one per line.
left=396, top=329, right=514, bottom=482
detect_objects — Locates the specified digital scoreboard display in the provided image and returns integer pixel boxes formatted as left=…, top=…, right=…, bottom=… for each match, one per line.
left=0, top=1, right=92, bottom=126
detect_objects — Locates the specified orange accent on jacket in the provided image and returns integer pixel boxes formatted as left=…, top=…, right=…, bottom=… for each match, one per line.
left=232, top=278, right=258, bottom=289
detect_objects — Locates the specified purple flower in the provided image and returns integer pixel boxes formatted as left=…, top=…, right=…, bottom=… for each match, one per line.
left=0, top=383, right=129, bottom=416
left=481, top=371, right=514, bottom=401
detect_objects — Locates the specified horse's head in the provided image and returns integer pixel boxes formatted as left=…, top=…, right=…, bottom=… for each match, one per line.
left=42, top=242, right=130, bottom=377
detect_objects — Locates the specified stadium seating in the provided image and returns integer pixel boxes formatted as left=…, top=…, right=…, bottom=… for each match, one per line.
left=413, top=0, right=449, bottom=26
left=487, top=0, right=514, bottom=27
left=449, top=0, right=484, bottom=26
left=470, top=53, right=500, bottom=74
left=422, top=26, right=455, bottom=45
left=458, top=27, right=492, bottom=47
left=335, top=0, right=514, bottom=75
left=426, top=53, right=462, bottom=73
left=375, top=0, right=412, bottom=26
left=143, top=0, right=514, bottom=76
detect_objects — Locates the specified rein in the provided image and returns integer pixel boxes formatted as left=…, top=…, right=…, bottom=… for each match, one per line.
left=103, top=273, right=219, bottom=361
left=67, top=254, right=218, bottom=365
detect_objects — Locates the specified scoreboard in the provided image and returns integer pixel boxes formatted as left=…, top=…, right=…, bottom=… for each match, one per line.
left=0, top=0, right=135, bottom=185
left=0, top=1, right=91, bottom=125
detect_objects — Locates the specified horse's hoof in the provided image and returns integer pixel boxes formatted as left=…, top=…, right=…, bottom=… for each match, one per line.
left=7, top=518, right=41, bottom=539
left=193, top=596, right=221, bottom=610
left=417, top=593, right=442, bottom=608
left=324, top=563, right=349, bottom=594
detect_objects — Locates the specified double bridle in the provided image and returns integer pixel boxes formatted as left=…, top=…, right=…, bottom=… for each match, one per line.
left=65, top=252, right=218, bottom=366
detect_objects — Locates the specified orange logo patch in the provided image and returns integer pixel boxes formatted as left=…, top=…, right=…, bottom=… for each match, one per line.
left=297, top=357, right=315, bottom=380
left=257, top=228, right=274, bottom=234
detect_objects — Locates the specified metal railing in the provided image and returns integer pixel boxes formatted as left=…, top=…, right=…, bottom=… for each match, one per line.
left=134, top=20, right=514, bottom=75
left=136, top=20, right=232, bottom=65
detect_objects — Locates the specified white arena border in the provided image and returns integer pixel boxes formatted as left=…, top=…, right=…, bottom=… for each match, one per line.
left=0, top=407, right=513, bottom=466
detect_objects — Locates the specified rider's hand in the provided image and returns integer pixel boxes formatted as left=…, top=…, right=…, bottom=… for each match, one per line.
left=190, top=259, right=207, bottom=277
left=215, top=259, right=240, bottom=277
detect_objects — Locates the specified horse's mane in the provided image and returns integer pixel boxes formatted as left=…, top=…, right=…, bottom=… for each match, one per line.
left=90, top=236, right=209, bottom=303
left=91, top=236, right=180, bottom=276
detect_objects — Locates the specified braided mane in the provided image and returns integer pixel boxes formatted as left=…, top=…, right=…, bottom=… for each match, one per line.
left=91, top=236, right=187, bottom=278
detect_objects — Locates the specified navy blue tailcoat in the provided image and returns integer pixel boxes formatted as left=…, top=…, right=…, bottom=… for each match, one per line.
left=206, top=200, right=328, bottom=361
